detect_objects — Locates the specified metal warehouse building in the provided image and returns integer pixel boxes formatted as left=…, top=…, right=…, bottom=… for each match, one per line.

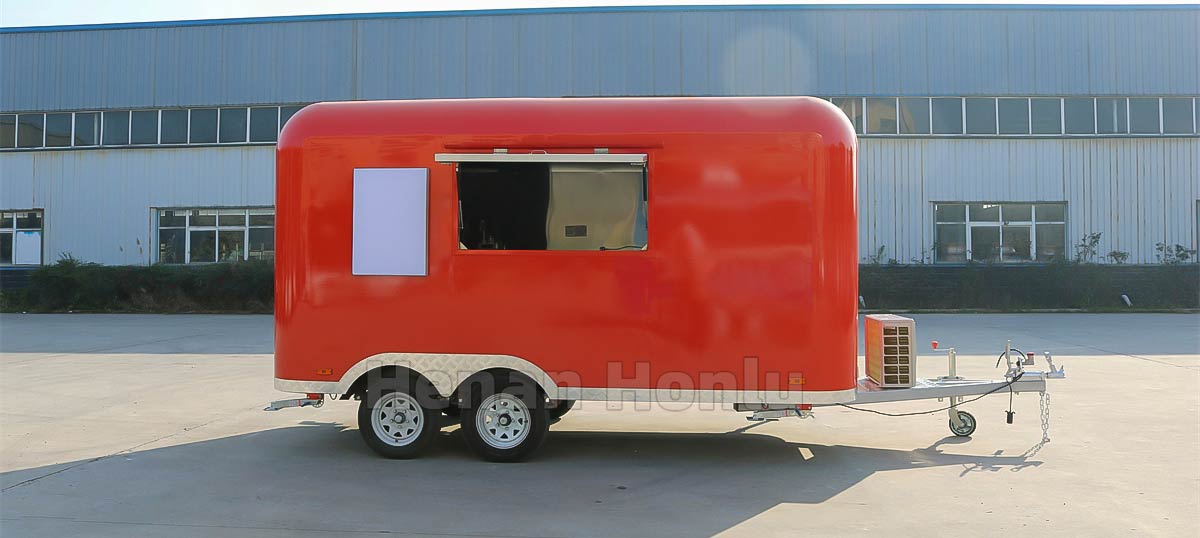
left=1, top=4, right=1197, bottom=267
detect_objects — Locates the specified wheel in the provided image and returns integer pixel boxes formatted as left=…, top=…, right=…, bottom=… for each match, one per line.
left=949, top=410, right=977, bottom=437
left=358, top=377, right=438, bottom=458
left=547, top=399, right=576, bottom=421
left=461, top=377, right=549, bottom=462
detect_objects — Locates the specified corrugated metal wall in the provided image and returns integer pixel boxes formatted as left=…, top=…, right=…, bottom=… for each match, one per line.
left=1, top=6, right=1197, bottom=265
left=2, top=7, right=1198, bottom=111
left=0, top=147, right=273, bottom=265
left=859, top=138, right=1200, bottom=264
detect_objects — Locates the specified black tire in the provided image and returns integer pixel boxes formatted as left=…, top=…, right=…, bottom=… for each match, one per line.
left=358, top=376, right=438, bottom=458
left=460, top=376, right=549, bottom=462
left=547, top=399, right=576, bottom=421
left=949, top=410, right=977, bottom=437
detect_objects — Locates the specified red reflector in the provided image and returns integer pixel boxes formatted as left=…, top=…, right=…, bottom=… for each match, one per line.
left=306, top=393, right=323, bottom=400
left=798, top=404, right=812, bottom=411
left=317, top=368, right=333, bottom=375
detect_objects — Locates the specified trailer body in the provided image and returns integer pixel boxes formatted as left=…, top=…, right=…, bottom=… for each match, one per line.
left=274, top=97, right=859, bottom=405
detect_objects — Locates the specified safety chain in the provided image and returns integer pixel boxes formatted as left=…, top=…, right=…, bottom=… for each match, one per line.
left=1039, top=390, right=1052, bottom=444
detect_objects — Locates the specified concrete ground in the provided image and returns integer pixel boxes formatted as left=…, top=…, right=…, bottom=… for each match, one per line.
left=1, top=313, right=1197, bottom=538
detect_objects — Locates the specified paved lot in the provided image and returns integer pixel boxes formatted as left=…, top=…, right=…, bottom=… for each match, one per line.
left=1, top=313, right=1198, bottom=537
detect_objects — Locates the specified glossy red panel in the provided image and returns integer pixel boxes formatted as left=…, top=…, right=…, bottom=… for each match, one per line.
left=276, top=97, right=858, bottom=393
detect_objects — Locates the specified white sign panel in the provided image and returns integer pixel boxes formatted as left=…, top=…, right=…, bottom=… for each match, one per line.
left=352, top=168, right=429, bottom=276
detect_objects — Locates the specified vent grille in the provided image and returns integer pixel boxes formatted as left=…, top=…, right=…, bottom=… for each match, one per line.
left=866, top=315, right=916, bottom=388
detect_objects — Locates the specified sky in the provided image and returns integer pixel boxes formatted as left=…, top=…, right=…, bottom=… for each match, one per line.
left=1, top=0, right=1190, bottom=28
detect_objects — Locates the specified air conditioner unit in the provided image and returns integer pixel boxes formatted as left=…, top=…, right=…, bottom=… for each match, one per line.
left=865, top=314, right=915, bottom=388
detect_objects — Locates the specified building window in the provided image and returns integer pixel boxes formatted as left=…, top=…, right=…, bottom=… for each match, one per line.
left=931, top=98, right=963, bottom=134
left=898, top=98, right=930, bottom=134
left=831, top=98, right=864, bottom=134
left=17, top=114, right=44, bottom=148
left=865, top=98, right=897, bottom=134
left=280, top=105, right=304, bottom=129
left=74, top=112, right=100, bottom=146
left=156, top=207, right=274, bottom=264
left=130, top=110, right=159, bottom=145
left=160, top=110, right=188, bottom=144
left=1030, top=98, right=1062, bottom=134
left=1064, top=98, right=1095, bottom=134
left=102, top=110, right=130, bottom=145
left=456, top=162, right=647, bottom=251
left=934, top=202, right=1065, bottom=263
left=189, top=108, right=218, bottom=143
left=1162, top=98, right=1195, bottom=134
left=1096, top=98, right=1127, bottom=134
left=249, top=107, right=279, bottom=142
left=965, top=98, right=997, bottom=134
left=0, top=210, right=44, bottom=266
left=0, top=114, right=15, bottom=148
left=218, top=108, right=248, bottom=143
left=997, top=98, right=1029, bottom=134
left=1129, top=98, right=1161, bottom=134
left=44, top=113, right=72, bottom=147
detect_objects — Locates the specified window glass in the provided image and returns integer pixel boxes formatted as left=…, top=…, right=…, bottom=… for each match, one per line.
left=1036, top=203, right=1066, bottom=222
left=1030, top=98, right=1062, bottom=134
left=280, top=105, right=304, bottom=130
left=218, top=209, right=246, bottom=227
left=218, top=108, right=248, bottom=143
left=0, top=213, right=12, bottom=228
left=970, top=227, right=1001, bottom=263
left=968, top=203, right=1000, bottom=222
left=189, top=230, right=216, bottom=262
left=1128, top=98, right=1160, bottom=134
left=965, top=98, right=997, bottom=134
left=1064, top=98, right=1095, bottom=134
left=102, top=110, right=130, bottom=145
left=17, top=114, right=45, bottom=148
left=0, top=115, right=16, bottom=148
left=189, top=109, right=217, bottom=143
left=1002, top=204, right=1032, bottom=222
left=248, top=209, right=274, bottom=226
left=1096, top=98, right=1127, bottom=134
left=457, top=162, right=647, bottom=251
left=160, top=110, right=188, bottom=144
left=158, top=228, right=185, bottom=264
left=935, top=224, right=966, bottom=262
left=74, top=112, right=99, bottom=146
left=935, top=203, right=965, bottom=222
left=15, top=211, right=43, bottom=229
left=865, top=98, right=897, bottom=134
left=1162, top=98, right=1194, bottom=134
left=189, top=209, right=217, bottom=227
left=218, top=230, right=245, bottom=261
left=1001, top=225, right=1032, bottom=262
left=898, top=98, right=930, bottom=134
left=997, top=98, right=1029, bottom=135
left=44, top=113, right=72, bottom=147
left=248, top=228, right=274, bottom=260
left=831, top=98, right=863, bottom=134
left=130, top=110, right=158, bottom=144
left=159, top=210, right=186, bottom=228
left=931, top=98, right=963, bottom=134
left=249, top=107, right=279, bottom=142
left=0, top=232, right=11, bottom=264
left=1036, top=223, right=1066, bottom=261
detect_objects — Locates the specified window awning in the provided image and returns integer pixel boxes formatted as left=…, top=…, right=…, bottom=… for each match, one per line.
left=434, top=152, right=647, bottom=165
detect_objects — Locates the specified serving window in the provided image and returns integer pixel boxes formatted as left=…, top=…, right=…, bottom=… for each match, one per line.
left=446, top=155, right=647, bottom=252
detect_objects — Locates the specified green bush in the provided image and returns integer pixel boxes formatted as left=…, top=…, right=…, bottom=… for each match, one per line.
left=860, top=263, right=1199, bottom=311
left=2, top=257, right=273, bottom=313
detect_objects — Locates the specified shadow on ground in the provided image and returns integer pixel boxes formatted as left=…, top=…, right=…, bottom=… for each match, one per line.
left=1, top=420, right=1044, bottom=537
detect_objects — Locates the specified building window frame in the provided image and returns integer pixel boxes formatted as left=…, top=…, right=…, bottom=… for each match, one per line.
left=933, top=202, right=1067, bottom=264
left=154, top=206, right=275, bottom=264
left=0, top=209, right=46, bottom=266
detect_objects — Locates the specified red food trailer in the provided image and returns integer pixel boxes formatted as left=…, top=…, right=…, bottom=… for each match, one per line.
left=269, top=97, right=1064, bottom=461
